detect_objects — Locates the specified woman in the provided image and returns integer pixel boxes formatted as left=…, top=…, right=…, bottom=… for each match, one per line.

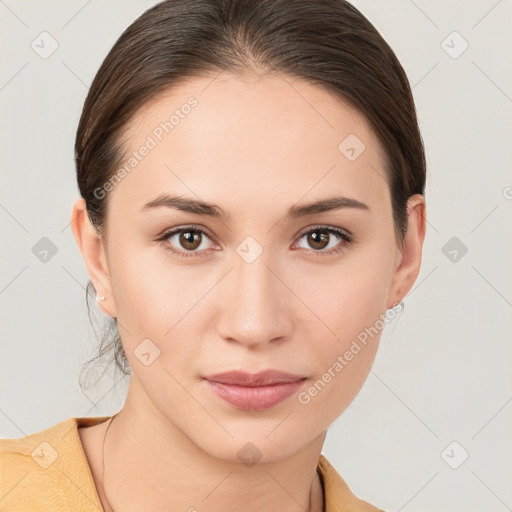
left=0, top=0, right=426, bottom=510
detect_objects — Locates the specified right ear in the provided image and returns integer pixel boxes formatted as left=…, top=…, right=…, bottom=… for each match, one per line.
left=70, top=198, right=118, bottom=318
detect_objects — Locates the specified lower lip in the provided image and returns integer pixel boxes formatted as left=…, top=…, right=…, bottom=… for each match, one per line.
left=204, top=379, right=307, bottom=411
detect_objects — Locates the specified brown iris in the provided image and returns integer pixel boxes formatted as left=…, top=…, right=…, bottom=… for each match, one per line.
left=307, top=230, right=330, bottom=250
left=179, top=230, right=202, bottom=251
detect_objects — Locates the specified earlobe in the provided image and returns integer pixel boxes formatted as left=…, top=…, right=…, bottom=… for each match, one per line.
left=386, top=194, right=427, bottom=309
left=70, top=198, right=117, bottom=317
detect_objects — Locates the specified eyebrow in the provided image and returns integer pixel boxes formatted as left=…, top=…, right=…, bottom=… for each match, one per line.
left=140, top=193, right=370, bottom=221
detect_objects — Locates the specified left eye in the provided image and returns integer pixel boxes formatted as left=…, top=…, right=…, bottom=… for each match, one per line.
left=293, top=226, right=353, bottom=255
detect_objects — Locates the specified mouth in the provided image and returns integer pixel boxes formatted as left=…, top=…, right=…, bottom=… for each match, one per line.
left=203, top=369, right=307, bottom=386
left=202, top=369, right=308, bottom=411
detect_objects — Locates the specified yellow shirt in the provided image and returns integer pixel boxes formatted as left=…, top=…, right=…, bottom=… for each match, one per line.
left=0, top=416, right=384, bottom=511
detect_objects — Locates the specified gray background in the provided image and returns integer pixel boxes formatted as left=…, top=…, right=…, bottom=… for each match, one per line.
left=1, top=1, right=511, bottom=511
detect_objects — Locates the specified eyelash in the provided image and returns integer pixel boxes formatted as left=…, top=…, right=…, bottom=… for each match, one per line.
left=156, top=224, right=354, bottom=259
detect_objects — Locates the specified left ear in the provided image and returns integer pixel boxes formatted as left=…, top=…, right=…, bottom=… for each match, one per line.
left=387, top=193, right=427, bottom=308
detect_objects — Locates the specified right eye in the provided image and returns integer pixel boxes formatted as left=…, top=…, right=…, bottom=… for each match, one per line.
left=157, top=226, right=217, bottom=258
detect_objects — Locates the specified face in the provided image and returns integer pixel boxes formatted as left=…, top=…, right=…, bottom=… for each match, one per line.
left=72, top=71, right=425, bottom=463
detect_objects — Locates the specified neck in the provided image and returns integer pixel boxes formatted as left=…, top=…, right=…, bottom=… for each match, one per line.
left=100, top=377, right=326, bottom=512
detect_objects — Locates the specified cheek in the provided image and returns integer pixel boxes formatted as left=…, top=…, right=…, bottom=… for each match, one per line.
left=299, top=295, right=382, bottom=421
left=107, top=236, right=172, bottom=334
left=108, top=238, right=214, bottom=356
left=303, top=256, right=389, bottom=342
left=297, top=255, right=389, bottom=409
left=108, top=234, right=178, bottom=311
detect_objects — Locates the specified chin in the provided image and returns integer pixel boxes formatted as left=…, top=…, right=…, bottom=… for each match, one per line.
left=190, top=421, right=316, bottom=465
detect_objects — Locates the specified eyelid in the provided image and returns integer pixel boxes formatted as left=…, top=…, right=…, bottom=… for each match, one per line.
left=157, top=224, right=218, bottom=243
left=294, top=224, right=352, bottom=240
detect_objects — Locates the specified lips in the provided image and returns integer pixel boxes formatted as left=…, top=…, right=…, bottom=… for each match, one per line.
left=203, top=369, right=306, bottom=386
left=202, top=369, right=308, bottom=411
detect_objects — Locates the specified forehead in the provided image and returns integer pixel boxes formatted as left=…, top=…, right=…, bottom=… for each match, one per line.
left=109, top=71, right=389, bottom=219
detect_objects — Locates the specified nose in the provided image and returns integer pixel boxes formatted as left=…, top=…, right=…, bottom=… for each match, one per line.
left=215, top=253, right=294, bottom=350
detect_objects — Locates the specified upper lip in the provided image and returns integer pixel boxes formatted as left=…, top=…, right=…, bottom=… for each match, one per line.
left=203, top=370, right=306, bottom=386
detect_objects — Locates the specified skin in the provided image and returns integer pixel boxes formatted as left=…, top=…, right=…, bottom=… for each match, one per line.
left=71, top=70, right=426, bottom=512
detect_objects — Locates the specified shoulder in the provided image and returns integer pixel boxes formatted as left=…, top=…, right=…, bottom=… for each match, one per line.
left=0, top=416, right=110, bottom=511
left=0, top=418, right=77, bottom=510
left=317, top=455, right=386, bottom=512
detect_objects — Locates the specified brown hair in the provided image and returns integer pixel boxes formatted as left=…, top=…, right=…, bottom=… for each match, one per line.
left=75, top=0, right=426, bottom=389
